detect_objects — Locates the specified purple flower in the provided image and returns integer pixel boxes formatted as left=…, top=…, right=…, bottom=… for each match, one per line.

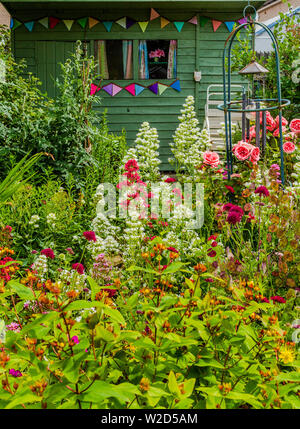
left=9, top=369, right=22, bottom=377
left=6, top=322, right=21, bottom=332
left=71, top=335, right=79, bottom=344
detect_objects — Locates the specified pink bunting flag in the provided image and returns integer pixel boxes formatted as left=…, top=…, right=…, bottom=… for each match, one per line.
left=125, top=83, right=136, bottom=96
left=188, top=16, right=198, bottom=25
left=90, top=84, right=100, bottom=95
left=212, top=20, right=222, bottom=32
left=111, top=84, right=122, bottom=96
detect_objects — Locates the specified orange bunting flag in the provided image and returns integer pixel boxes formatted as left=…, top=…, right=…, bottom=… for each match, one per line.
left=150, top=8, right=160, bottom=21
left=89, top=17, right=99, bottom=29
left=160, top=17, right=170, bottom=28
left=212, top=20, right=222, bottom=32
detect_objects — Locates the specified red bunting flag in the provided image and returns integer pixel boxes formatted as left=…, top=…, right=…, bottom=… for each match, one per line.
left=49, top=17, right=60, bottom=29
left=150, top=8, right=160, bottom=21
left=212, top=20, right=222, bottom=32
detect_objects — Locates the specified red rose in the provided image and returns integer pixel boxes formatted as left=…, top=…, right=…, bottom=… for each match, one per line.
left=289, top=118, right=300, bottom=134
left=202, top=151, right=220, bottom=168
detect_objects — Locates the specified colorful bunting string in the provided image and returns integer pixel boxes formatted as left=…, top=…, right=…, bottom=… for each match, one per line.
left=90, top=80, right=181, bottom=96
left=11, top=12, right=248, bottom=33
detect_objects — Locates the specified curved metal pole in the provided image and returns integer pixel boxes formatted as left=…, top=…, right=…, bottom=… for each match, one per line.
left=223, top=20, right=285, bottom=185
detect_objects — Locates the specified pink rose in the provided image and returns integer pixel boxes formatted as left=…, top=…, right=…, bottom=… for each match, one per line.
left=250, top=147, right=260, bottom=164
left=283, top=141, right=296, bottom=154
left=202, top=151, right=220, bottom=168
left=273, top=127, right=286, bottom=138
left=275, top=115, right=288, bottom=128
left=233, top=141, right=253, bottom=161
left=260, top=111, right=276, bottom=131
left=289, top=118, right=300, bottom=134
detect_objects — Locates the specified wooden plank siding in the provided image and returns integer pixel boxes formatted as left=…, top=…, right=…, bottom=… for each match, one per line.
left=11, top=6, right=246, bottom=170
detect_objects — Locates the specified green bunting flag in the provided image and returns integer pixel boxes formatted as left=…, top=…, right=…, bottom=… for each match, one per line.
left=158, top=83, right=168, bottom=95
left=116, top=17, right=127, bottom=29
left=38, top=17, right=49, bottom=28
left=173, top=22, right=185, bottom=32
left=77, top=17, right=88, bottom=29
left=12, top=19, right=22, bottom=30
left=199, top=16, right=209, bottom=27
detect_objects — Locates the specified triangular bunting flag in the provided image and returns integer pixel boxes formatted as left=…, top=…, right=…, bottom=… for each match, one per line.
left=212, top=20, right=222, bottom=32
left=24, top=21, right=35, bottom=32
left=170, top=80, right=181, bottom=92
left=158, top=83, right=168, bottom=95
left=174, top=22, right=185, bottom=32
left=77, top=17, right=88, bottom=29
left=102, top=84, right=114, bottom=96
left=10, top=18, right=13, bottom=29
left=63, top=20, right=74, bottom=31
left=238, top=17, right=247, bottom=25
left=188, top=16, right=198, bottom=25
left=138, top=21, right=149, bottom=32
left=150, top=8, right=160, bottom=21
left=49, top=17, right=60, bottom=29
left=38, top=17, right=49, bottom=29
left=89, top=17, right=99, bottom=29
left=126, top=18, right=136, bottom=29
left=116, top=17, right=127, bottom=29
left=125, top=83, right=136, bottom=96
left=111, top=84, right=123, bottom=96
left=148, top=82, right=158, bottom=95
left=103, top=21, right=113, bottom=32
left=12, top=19, right=22, bottom=30
left=135, top=84, right=145, bottom=96
left=225, top=21, right=235, bottom=32
left=160, top=17, right=170, bottom=29
left=91, top=84, right=101, bottom=96
left=199, top=16, right=209, bottom=27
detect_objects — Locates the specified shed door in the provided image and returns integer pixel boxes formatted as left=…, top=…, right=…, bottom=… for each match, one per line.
left=36, top=41, right=90, bottom=98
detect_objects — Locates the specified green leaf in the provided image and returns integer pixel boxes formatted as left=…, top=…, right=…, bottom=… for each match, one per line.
left=162, top=262, right=187, bottom=274
left=5, top=393, right=43, bottom=409
left=168, top=371, right=181, bottom=396
left=7, top=280, right=35, bottom=300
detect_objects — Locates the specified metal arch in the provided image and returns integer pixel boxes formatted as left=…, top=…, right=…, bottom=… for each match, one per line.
left=220, top=19, right=288, bottom=185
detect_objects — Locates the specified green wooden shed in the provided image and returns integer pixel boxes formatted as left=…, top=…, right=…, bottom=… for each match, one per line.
left=3, top=0, right=264, bottom=169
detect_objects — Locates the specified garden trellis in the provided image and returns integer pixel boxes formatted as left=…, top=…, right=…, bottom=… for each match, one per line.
left=218, top=3, right=290, bottom=186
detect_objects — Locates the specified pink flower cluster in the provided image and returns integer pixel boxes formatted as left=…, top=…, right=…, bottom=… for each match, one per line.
left=222, top=203, right=244, bottom=225
left=149, top=49, right=165, bottom=59
left=232, top=141, right=260, bottom=164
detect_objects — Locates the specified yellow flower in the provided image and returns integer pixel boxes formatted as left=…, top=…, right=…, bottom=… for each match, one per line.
left=279, top=347, right=295, bottom=364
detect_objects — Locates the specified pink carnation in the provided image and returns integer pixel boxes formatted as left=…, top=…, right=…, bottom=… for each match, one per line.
left=41, top=248, right=55, bottom=259
left=83, top=231, right=97, bottom=242
left=72, top=263, right=85, bottom=275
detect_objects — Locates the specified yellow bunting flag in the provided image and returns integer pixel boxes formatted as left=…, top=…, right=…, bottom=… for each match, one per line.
left=89, top=17, right=99, bottom=29
left=160, top=17, right=170, bottom=29
left=63, top=20, right=74, bottom=31
left=138, top=21, right=149, bottom=32
left=158, top=83, right=168, bottom=95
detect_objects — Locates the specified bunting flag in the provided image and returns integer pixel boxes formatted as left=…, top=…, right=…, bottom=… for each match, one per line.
left=225, top=21, right=235, bottom=32
left=91, top=83, right=101, bottom=96
left=38, top=17, right=49, bottom=28
left=138, top=21, right=149, bottom=32
left=11, top=19, right=22, bottom=30
left=126, top=18, right=136, bottom=29
left=148, top=82, right=158, bottom=94
left=135, top=84, right=145, bottom=96
left=150, top=8, right=160, bottom=21
left=10, top=18, right=13, bottom=29
left=212, top=20, right=222, bottom=32
left=49, top=17, right=60, bottom=29
left=199, top=16, right=209, bottom=27
left=102, top=83, right=114, bottom=96
left=89, top=17, right=99, bottom=29
left=238, top=17, right=248, bottom=25
left=116, top=17, right=127, bottom=29
left=158, top=83, right=168, bottom=95
left=63, top=20, right=74, bottom=31
left=173, top=22, right=184, bottom=32
left=161, top=17, right=170, bottom=29
left=24, top=21, right=35, bottom=32
left=91, top=80, right=181, bottom=96
left=103, top=21, right=113, bottom=32
left=170, top=80, right=181, bottom=92
left=188, top=16, right=198, bottom=25
left=125, top=83, right=136, bottom=96
left=111, top=84, right=123, bottom=96
left=77, top=17, right=88, bottom=29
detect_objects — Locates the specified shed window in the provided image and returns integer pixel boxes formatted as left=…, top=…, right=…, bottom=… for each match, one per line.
left=139, top=40, right=177, bottom=79
left=95, top=40, right=133, bottom=80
